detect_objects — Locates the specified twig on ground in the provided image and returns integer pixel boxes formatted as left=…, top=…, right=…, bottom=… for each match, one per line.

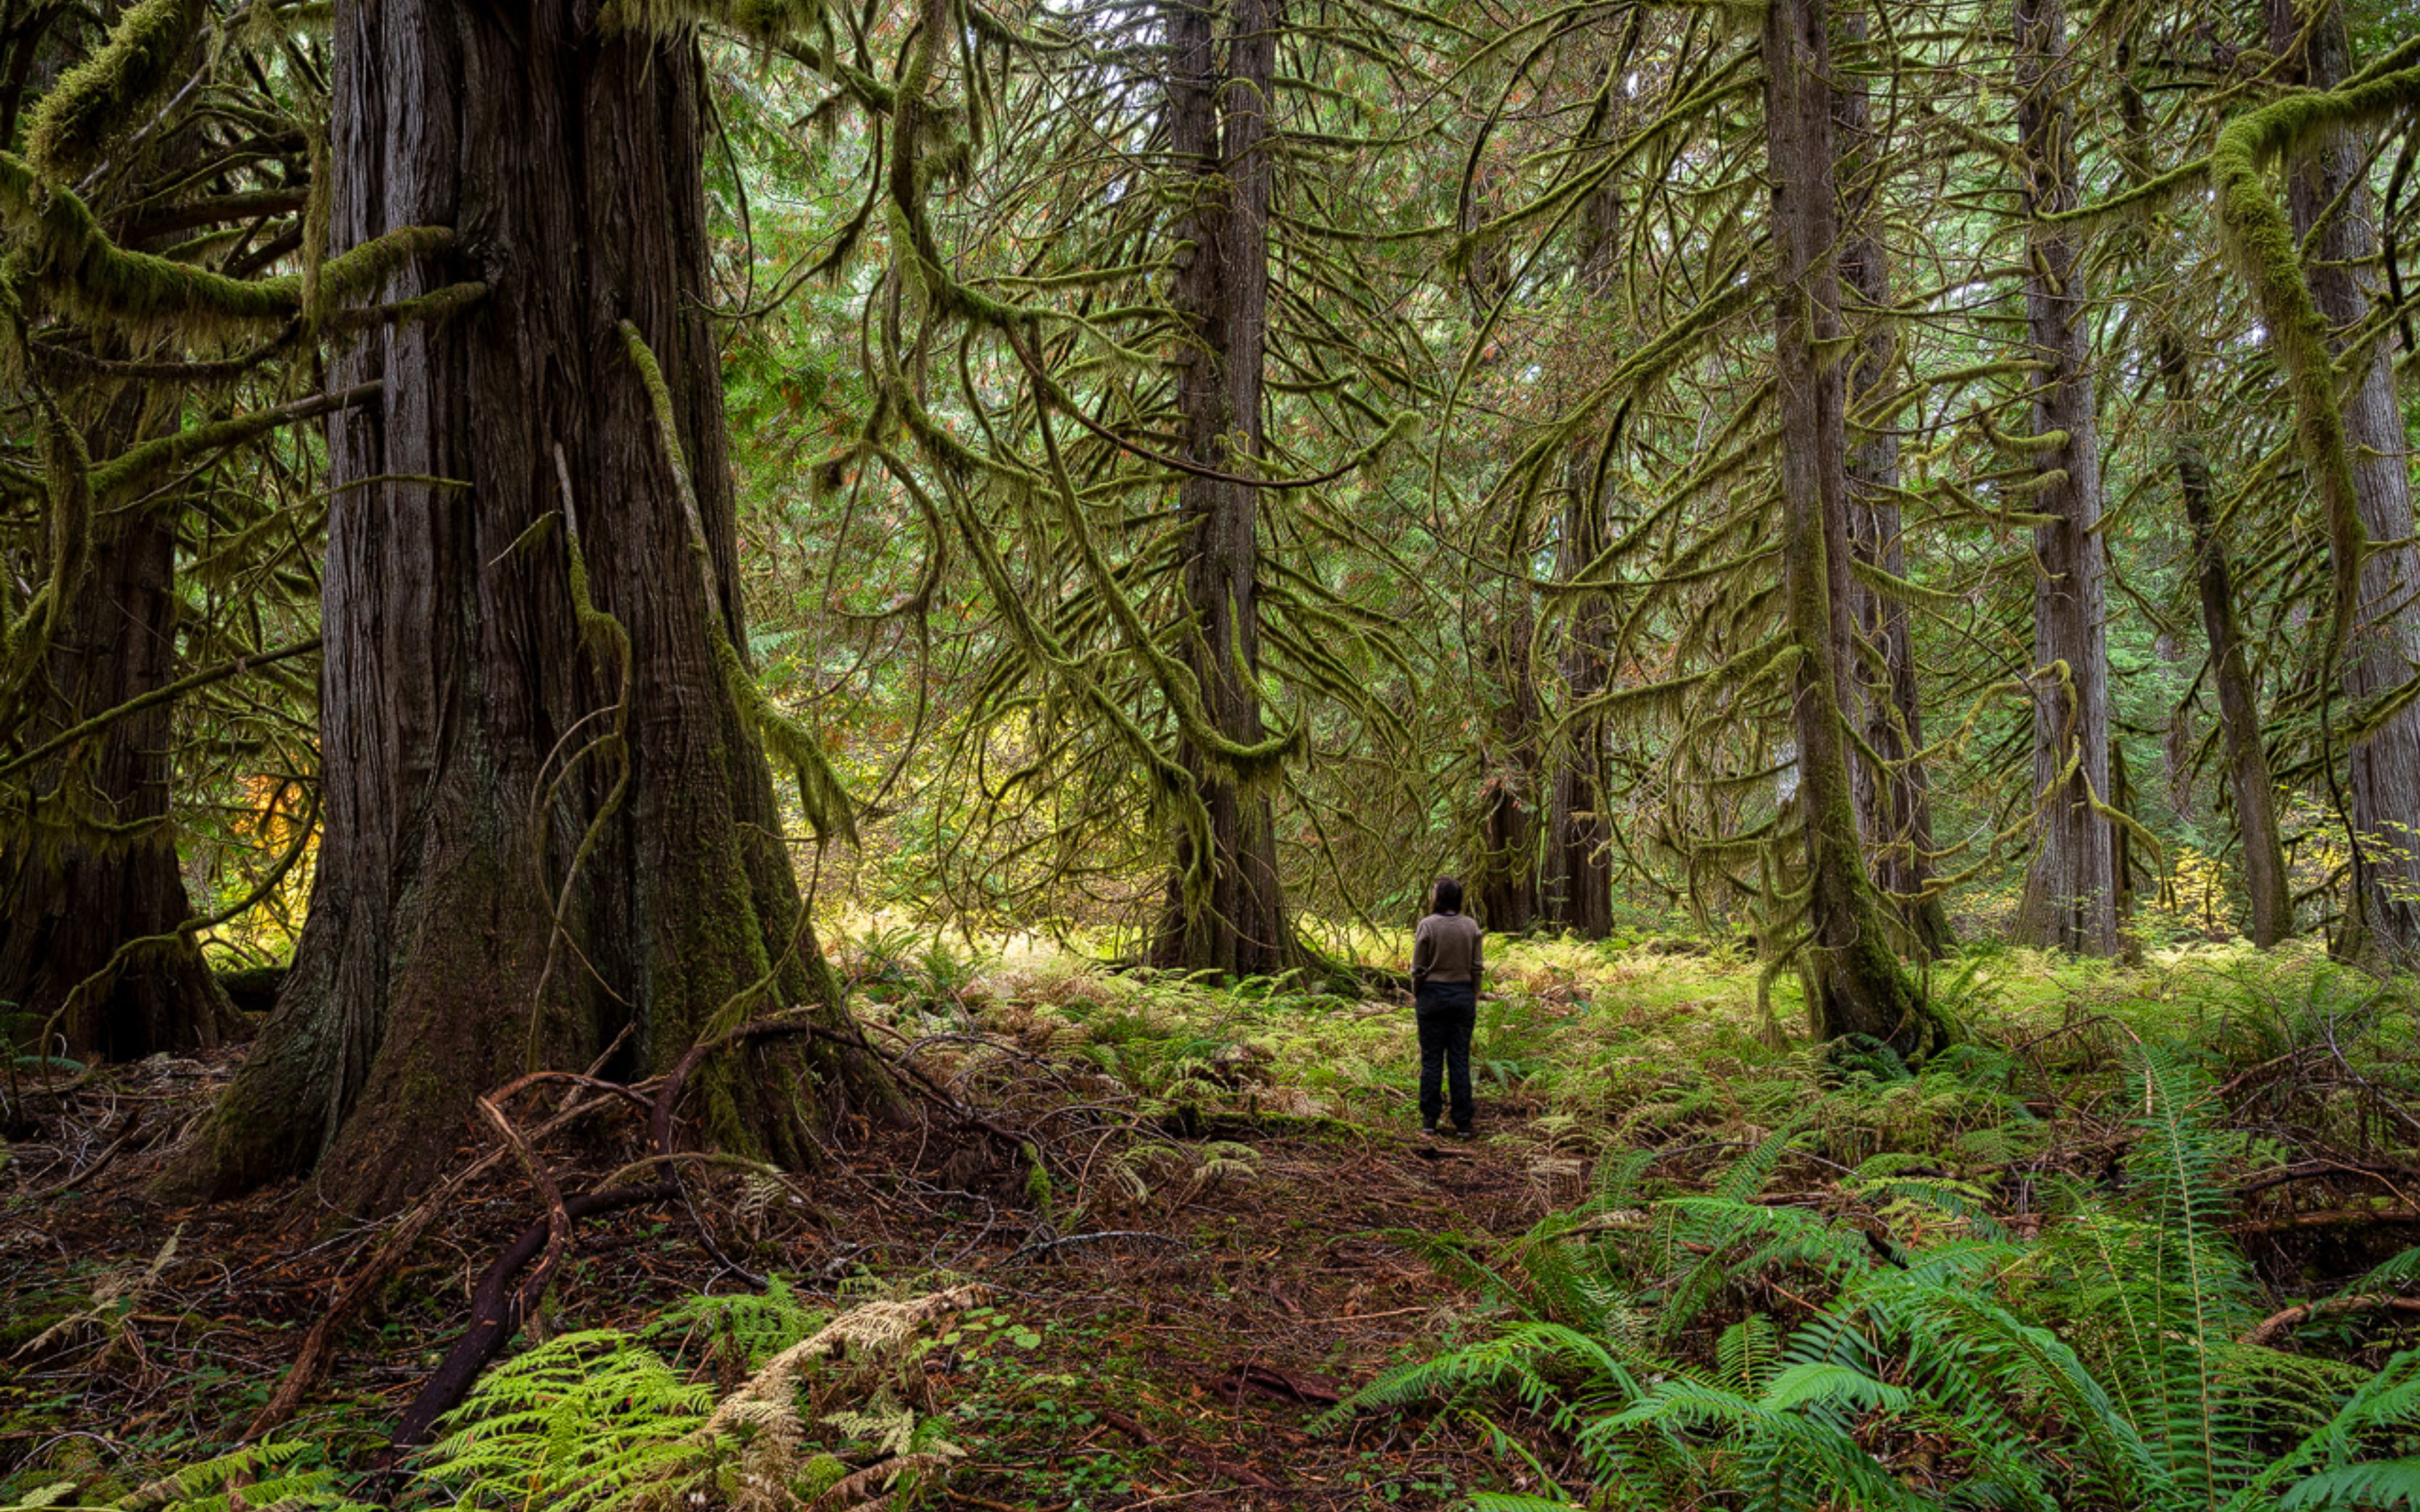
left=1003, top=1230, right=1180, bottom=1267
left=17, top=1109, right=143, bottom=1201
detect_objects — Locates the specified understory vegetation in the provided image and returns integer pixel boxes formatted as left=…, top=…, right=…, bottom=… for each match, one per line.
left=14, top=935, right=2420, bottom=1509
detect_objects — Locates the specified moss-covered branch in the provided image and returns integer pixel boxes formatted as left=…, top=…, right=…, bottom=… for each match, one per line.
left=0, top=151, right=450, bottom=333
left=25, top=0, right=207, bottom=183
left=2211, top=62, right=2420, bottom=673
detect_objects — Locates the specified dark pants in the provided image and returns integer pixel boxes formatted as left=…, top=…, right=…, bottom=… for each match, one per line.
left=1415, top=981, right=1477, bottom=1131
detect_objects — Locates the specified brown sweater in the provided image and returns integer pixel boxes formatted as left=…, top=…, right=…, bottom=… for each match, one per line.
left=1411, top=912, right=1483, bottom=987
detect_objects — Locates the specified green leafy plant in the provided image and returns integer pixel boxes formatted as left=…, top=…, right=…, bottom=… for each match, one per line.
left=0, top=1441, right=373, bottom=1512
left=421, top=1286, right=979, bottom=1512
left=1336, top=1050, right=2420, bottom=1511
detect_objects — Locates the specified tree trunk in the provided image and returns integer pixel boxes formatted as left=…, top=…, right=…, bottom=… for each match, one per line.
left=0, top=451, right=236, bottom=1061
left=1543, top=472, right=1615, bottom=940
left=1152, top=0, right=1291, bottom=976
left=2111, top=734, right=2142, bottom=950
left=2012, top=0, right=2118, bottom=957
left=1534, top=130, right=1627, bottom=943
left=163, top=0, right=881, bottom=1213
left=2164, top=341, right=2291, bottom=945
left=2268, top=0, right=2420, bottom=958
left=0, top=33, right=238, bottom=1063
left=2116, top=30, right=2287, bottom=947
left=1764, top=0, right=1934, bottom=1052
left=2158, top=632, right=2194, bottom=822
left=1473, top=601, right=1541, bottom=934
left=1834, top=5, right=1951, bottom=959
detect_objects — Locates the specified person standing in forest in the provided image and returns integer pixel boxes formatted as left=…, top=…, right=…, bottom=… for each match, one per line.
left=1411, top=878, right=1484, bottom=1138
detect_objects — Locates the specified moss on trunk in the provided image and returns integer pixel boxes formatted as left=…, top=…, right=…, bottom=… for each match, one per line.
left=159, top=0, right=890, bottom=1214
left=1764, top=0, right=1942, bottom=1056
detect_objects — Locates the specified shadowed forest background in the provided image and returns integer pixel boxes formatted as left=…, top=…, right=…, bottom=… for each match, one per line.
left=7, top=0, right=2420, bottom=1507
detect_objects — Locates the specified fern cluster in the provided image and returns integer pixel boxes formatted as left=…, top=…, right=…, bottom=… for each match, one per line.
left=1338, top=1047, right=2420, bottom=1511
left=1, top=1284, right=978, bottom=1512
left=424, top=1284, right=976, bottom=1512
left=2, top=1442, right=374, bottom=1512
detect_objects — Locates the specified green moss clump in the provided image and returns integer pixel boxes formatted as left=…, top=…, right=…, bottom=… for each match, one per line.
left=24, top=0, right=206, bottom=183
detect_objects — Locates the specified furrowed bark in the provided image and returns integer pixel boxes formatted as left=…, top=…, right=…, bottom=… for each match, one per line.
left=2012, top=0, right=2118, bottom=957
left=161, top=0, right=886, bottom=1213
left=0, top=36, right=238, bottom=1063
left=1153, top=0, right=1292, bottom=977
left=2267, top=0, right=2420, bottom=960
left=1765, top=0, right=1936, bottom=1053
left=0, top=458, right=237, bottom=1061
left=1835, top=4, right=1950, bottom=959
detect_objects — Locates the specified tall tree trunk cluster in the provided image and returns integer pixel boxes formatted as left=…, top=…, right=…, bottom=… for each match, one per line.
left=1835, top=6, right=1951, bottom=959
left=0, top=37, right=237, bottom=1063
left=2115, top=41, right=2291, bottom=950
left=1544, top=476, right=1617, bottom=939
left=1472, top=116, right=1626, bottom=941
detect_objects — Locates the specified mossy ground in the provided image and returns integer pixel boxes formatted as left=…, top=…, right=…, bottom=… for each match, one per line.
left=4, top=928, right=2415, bottom=1509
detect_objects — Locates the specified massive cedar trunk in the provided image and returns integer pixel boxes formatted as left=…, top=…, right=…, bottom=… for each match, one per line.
left=1764, top=0, right=1932, bottom=1052
left=164, top=0, right=879, bottom=1213
left=1152, top=0, right=1290, bottom=976
left=0, top=449, right=236, bottom=1061
left=2268, top=0, right=2420, bottom=958
left=1833, top=6, right=1950, bottom=958
left=2166, top=343, right=2291, bottom=944
left=1543, top=470, right=1615, bottom=940
left=2012, top=0, right=2118, bottom=957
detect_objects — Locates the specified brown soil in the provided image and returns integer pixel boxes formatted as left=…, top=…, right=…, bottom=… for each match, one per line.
left=1, top=1045, right=1567, bottom=1511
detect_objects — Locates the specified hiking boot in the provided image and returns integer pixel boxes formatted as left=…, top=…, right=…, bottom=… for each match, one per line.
left=1421, top=1123, right=1439, bottom=1137
left=1447, top=1126, right=1474, bottom=1140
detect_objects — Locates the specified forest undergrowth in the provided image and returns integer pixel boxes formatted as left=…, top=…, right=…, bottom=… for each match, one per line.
left=8, top=929, right=2420, bottom=1511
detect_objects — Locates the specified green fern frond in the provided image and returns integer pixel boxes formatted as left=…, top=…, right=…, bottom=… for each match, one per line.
left=2278, top=1459, right=2420, bottom=1509
left=2349, top=1246, right=2420, bottom=1295
left=1718, top=1313, right=1779, bottom=1392
left=1714, top=1119, right=1808, bottom=1204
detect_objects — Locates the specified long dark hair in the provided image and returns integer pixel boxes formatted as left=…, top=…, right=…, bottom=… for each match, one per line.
left=1431, top=876, right=1464, bottom=915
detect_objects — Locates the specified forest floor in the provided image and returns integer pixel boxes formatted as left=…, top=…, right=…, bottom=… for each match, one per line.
left=8, top=929, right=2420, bottom=1511
left=1, top=1074, right=1545, bottom=1510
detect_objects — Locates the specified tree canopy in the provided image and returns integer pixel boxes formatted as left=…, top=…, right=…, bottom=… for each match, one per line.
left=1, top=0, right=2419, bottom=1126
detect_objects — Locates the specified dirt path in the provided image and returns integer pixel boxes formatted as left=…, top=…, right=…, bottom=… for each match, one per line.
left=940, top=1120, right=1554, bottom=1511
